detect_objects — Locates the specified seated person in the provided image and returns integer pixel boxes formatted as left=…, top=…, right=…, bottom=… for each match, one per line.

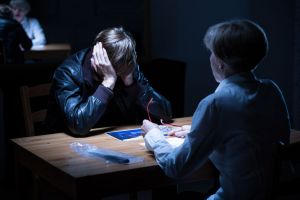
left=10, top=0, right=46, bottom=47
left=142, top=19, right=291, bottom=200
left=45, top=27, right=172, bottom=136
left=0, top=3, right=32, bottom=64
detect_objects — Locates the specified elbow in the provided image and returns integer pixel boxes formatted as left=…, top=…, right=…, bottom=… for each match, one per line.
left=66, top=117, right=91, bottom=137
left=64, top=108, right=94, bottom=136
left=158, top=159, right=186, bottom=179
left=68, top=126, right=90, bottom=136
left=164, top=162, right=196, bottom=179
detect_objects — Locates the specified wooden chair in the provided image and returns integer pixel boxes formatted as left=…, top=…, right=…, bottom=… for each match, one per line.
left=20, top=83, right=52, bottom=136
left=272, top=138, right=300, bottom=199
left=19, top=83, right=52, bottom=199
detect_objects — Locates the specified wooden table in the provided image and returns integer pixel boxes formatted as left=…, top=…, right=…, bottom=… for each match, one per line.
left=11, top=117, right=217, bottom=199
left=11, top=117, right=300, bottom=199
left=23, top=43, right=71, bottom=62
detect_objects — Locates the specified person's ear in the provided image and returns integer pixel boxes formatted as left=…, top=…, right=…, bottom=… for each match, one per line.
left=218, top=63, right=225, bottom=71
left=215, top=56, right=224, bottom=70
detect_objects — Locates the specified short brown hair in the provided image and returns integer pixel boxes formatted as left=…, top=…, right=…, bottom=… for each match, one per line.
left=94, top=27, right=137, bottom=76
left=204, top=19, right=268, bottom=72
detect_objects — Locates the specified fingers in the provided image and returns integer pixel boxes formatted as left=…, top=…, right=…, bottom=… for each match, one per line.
left=92, top=42, right=110, bottom=67
left=141, top=119, right=159, bottom=133
left=141, top=120, right=150, bottom=137
left=168, top=126, right=189, bottom=138
left=92, top=43, right=101, bottom=67
left=142, top=119, right=152, bottom=130
left=102, top=48, right=110, bottom=64
left=90, top=57, right=98, bottom=72
left=141, top=119, right=148, bottom=134
left=98, top=42, right=106, bottom=64
left=91, top=42, right=117, bottom=86
left=174, top=130, right=188, bottom=138
left=168, top=130, right=188, bottom=138
left=143, top=119, right=150, bottom=124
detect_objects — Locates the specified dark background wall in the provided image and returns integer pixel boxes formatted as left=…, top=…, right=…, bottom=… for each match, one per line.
left=150, top=0, right=295, bottom=124
left=0, top=0, right=298, bottom=195
left=3, top=0, right=295, bottom=122
left=28, top=0, right=149, bottom=57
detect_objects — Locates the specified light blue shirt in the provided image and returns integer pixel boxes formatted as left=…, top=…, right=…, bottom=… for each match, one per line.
left=21, top=17, right=46, bottom=47
left=144, top=72, right=290, bottom=200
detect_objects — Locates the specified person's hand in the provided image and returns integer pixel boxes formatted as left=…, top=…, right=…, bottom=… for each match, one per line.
left=168, top=125, right=191, bottom=138
left=91, top=42, right=117, bottom=89
left=121, top=72, right=134, bottom=86
left=141, top=119, right=159, bottom=136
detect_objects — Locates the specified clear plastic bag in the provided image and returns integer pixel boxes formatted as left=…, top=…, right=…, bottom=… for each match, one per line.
left=70, top=142, right=144, bottom=164
left=158, top=125, right=182, bottom=135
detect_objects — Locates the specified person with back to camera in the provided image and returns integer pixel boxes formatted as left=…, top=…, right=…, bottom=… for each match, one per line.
left=10, top=0, right=46, bottom=47
left=141, top=19, right=291, bottom=200
left=44, top=26, right=172, bottom=136
left=0, top=3, right=32, bottom=63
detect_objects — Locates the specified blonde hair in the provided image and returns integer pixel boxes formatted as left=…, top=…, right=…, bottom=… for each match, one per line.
left=94, top=27, right=137, bottom=76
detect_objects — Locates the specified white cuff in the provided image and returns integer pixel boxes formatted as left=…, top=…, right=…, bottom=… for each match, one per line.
left=144, top=128, right=165, bottom=151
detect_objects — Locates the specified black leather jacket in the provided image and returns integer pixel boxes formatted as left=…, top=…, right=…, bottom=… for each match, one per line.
left=0, top=16, right=32, bottom=63
left=45, top=49, right=172, bottom=136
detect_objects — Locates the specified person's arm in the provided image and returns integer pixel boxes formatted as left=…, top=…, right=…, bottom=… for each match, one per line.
left=29, top=18, right=46, bottom=46
left=53, top=59, right=114, bottom=136
left=123, top=65, right=172, bottom=123
left=143, top=95, right=221, bottom=178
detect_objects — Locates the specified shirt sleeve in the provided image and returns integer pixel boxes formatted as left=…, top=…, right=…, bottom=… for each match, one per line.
left=93, top=84, right=114, bottom=104
left=30, top=18, right=46, bottom=46
left=145, top=95, right=221, bottom=178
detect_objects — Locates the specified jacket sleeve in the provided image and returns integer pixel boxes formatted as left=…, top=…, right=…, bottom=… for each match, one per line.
left=124, top=65, right=173, bottom=122
left=53, top=58, right=113, bottom=136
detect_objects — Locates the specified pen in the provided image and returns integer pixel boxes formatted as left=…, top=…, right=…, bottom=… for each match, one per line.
left=88, top=151, right=130, bottom=164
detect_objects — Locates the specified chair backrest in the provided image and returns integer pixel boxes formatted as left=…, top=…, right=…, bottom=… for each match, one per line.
left=141, top=58, right=186, bottom=117
left=272, top=138, right=300, bottom=198
left=0, top=39, right=5, bottom=64
left=20, top=83, right=52, bottom=136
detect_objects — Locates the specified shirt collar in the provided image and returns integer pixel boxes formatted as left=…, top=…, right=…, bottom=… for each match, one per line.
left=20, top=17, right=28, bottom=26
left=215, top=71, right=257, bottom=93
